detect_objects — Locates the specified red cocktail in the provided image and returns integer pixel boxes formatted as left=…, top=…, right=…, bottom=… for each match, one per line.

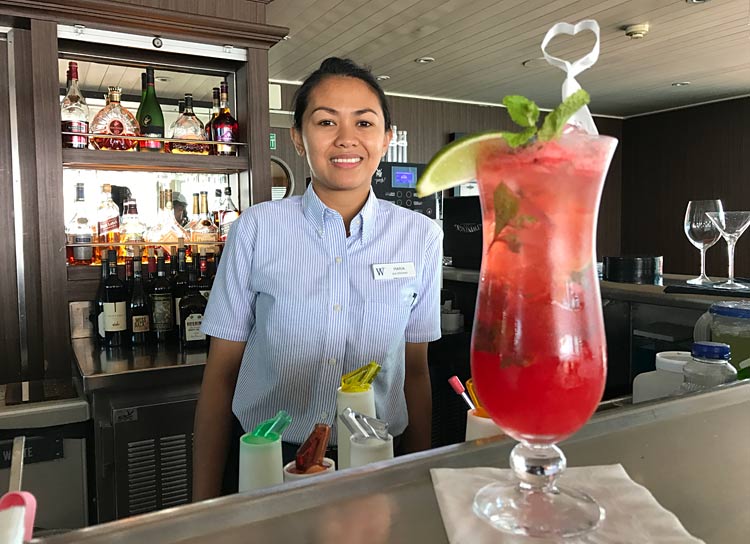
left=471, top=130, right=614, bottom=444
left=469, top=129, right=617, bottom=537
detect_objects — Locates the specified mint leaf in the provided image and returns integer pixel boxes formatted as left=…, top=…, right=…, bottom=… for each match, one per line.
left=493, top=183, right=520, bottom=237
left=500, top=128, right=536, bottom=148
left=538, top=89, right=590, bottom=142
left=503, top=95, right=540, bottom=128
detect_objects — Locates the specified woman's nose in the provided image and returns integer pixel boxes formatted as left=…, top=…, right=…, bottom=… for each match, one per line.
left=334, top=124, right=357, bottom=147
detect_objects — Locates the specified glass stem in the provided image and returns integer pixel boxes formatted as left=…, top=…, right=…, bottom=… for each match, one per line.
left=700, top=246, right=707, bottom=278
left=727, top=240, right=736, bottom=283
left=510, top=442, right=565, bottom=493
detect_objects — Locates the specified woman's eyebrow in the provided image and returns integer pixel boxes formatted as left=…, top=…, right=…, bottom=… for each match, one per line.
left=310, top=106, right=378, bottom=116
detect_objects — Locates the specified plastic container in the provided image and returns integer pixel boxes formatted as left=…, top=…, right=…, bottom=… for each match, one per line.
left=680, top=342, right=737, bottom=394
left=335, top=387, right=376, bottom=470
left=465, top=409, right=504, bottom=440
left=632, top=351, right=691, bottom=403
left=237, top=433, right=283, bottom=492
left=708, top=301, right=750, bottom=370
left=282, top=458, right=335, bottom=482
left=349, top=435, right=394, bottom=467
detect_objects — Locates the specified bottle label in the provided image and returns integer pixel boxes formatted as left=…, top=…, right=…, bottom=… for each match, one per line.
left=199, top=289, right=211, bottom=301
left=98, top=216, right=120, bottom=235
left=103, top=302, right=127, bottom=332
left=69, top=234, right=93, bottom=261
left=214, top=126, right=236, bottom=154
left=132, top=314, right=150, bottom=333
left=220, top=215, right=238, bottom=239
left=109, top=120, right=124, bottom=135
left=184, top=314, right=206, bottom=341
left=98, top=311, right=105, bottom=338
left=61, top=120, right=89, bottom=148
left=192, top=233, right=217, bottom=255
left=150, top=293, right=174, bottom=331
left=141, top=126, right=164, bottom=150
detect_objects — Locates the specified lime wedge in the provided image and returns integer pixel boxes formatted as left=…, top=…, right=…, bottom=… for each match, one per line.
left=416, top=131, right=505, bottom=197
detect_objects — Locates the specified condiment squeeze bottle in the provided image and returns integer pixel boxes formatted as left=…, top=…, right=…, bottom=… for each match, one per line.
left=295, top=423, right=331, bottom=473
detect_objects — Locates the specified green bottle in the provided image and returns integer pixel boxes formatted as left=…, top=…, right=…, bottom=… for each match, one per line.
left=135, top=72, right=146, bottom=123
left=138, top=67, right=164, bottom=152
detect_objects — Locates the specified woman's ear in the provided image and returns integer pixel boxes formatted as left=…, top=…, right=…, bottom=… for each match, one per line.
left=382, top=128, right=393, bottom=158
left=290, top=127, right=305, bottom=156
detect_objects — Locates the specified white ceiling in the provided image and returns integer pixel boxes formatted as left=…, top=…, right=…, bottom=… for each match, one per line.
left=266, top=0, right=750, bottom=117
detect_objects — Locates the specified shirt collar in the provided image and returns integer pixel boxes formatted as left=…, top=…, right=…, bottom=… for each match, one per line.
left=302, top=184, right=379, bottom=242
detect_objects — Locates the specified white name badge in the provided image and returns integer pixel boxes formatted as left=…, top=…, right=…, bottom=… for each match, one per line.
left=372, top=262, right=416, bottom=280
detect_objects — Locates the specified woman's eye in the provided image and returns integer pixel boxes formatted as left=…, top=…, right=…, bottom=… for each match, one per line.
left=318, top=119, right=335, bottom=126
left=357, top=120, right=373, bottom=127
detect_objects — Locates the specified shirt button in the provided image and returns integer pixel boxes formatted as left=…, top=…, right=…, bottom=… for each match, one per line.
left=318, top=229, right=323, bottom=237
left=320, top=411, right=329, bottom=420
left=335, top=256, right=342, bottom=264
left=328, top=357, right=336, bottom=366
left=333, top=304, right=341, bottom=312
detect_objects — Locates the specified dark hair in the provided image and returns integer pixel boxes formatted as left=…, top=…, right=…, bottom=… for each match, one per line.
left=292, top=57, right=391, bottom=132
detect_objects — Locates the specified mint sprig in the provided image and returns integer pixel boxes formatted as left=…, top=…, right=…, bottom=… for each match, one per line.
left=500, top=89, right=591, bottom=148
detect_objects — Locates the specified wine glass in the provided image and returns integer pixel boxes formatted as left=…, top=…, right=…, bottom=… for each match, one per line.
left=705, top=211, right=750, bottom=290
left=684, top=200, right=723, bottom=285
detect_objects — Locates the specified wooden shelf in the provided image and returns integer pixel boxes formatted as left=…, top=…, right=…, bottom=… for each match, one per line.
left=62, top=149, right=248, bottom=174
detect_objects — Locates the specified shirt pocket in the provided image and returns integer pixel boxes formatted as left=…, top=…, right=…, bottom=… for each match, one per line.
left=357, top=300, right=411, bottom=368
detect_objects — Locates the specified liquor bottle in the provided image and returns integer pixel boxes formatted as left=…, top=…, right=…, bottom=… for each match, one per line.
left=128, top=255, right=152, bottom=345
left=138, top=67, right=165, bottom=152
left=148, top=250, right=174, bottom=343
left=212, top=189, right=223, bottom=226
left=66, top=182, right=95, bottom=265
left=179, top=267, right=208, bottom=349
left=166, top=99, right=186, bottom=142
left=205, top=87, right=220, bottom=154
left=212, top=81, right=239, bottom=156
left=171, top=246, right=189, bottom=335
left=96, top=184, right=121, bottom=263
left=196, top=248, right=213, bottom=301
left=91, top=87, right=140, bottom=151
left=159, top=189, right=189, bottom=247
left=124, top=255, right=134, bottom=297
left=169, top=245, right=179, bottom=278
left=135, top=72, right=146, bottom=123
left=145, top=247, right=157, bottom=287
left=61, top=61, right=90, bottom=150
left=170, top=94, right=208, bottom=155
left=191, top=191, right=219, bottom=254
left=120, top=198, right=146, bottom=258
left=186, top=192, right=200, bottom=234
left=219, top=186, right=240, bottom=241
left=96, top=250, right=128, bottom=348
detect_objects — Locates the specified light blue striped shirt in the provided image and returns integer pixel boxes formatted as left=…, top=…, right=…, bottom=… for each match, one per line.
left=201, top=184, right=443, bottom=445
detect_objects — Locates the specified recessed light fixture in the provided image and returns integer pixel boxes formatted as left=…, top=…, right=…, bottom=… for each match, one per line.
left=671, top=81, right=690, bottom=87
left=685, top=0, right=710, bottom=4
left=375, top=75, right=390, bottom=81
left=282, top=35, right=291, bottom=40
left=155, top=76, right=171, bottom=83
left=521, top=57, right=546, bottom=68
left=414, top=56, right=435, bottom=64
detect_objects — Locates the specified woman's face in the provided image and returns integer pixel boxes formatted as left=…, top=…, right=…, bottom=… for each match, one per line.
left=291, top=76, right=391, bottom=196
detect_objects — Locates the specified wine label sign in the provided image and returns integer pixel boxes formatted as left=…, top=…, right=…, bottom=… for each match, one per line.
left=98, top=216, right=120, bottom=235
left=132, top=315, right=150, bottom=333
left=150, top=294, right=174, bottom=331
left=102, top=302, right=127, bottom=334
left=185, top=314, right=206, bottom=341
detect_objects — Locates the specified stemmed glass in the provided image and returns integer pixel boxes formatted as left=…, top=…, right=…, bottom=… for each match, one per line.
left=705, top=211, right=750, bottom=290
left=684, top=200, right=723, bottom=285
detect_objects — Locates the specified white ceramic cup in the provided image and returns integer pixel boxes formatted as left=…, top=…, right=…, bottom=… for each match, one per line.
left=465, top=409, right=504, bottom=441
left=349, top=434, right=394, bottom=468
left=282, top=457, right=336, bottom=482
left=336, top=387, right=376, bottom=470
left=237, top=433, right=284, bottom=492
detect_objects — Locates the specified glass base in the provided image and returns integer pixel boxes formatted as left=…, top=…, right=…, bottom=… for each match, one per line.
left=687, top=274, right=714, bottom=286
left=714, top=280, right=749, bottom=290
left=472, top=442, right=604, bottom=538
left=473, top=480, right=605, bottom=538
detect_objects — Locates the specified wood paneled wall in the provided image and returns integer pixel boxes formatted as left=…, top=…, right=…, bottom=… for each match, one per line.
left=622, top=98, right=750, bottom=277
left=110, top=0, right=267, bottom=23
left=275, top=82, right=623, bottom=257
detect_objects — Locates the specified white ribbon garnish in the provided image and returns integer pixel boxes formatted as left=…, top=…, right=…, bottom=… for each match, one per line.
left=541, top=19, right=600, bottom=135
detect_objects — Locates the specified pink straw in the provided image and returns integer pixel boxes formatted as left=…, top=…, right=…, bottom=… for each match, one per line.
left=448, top=376, right=476, bottom=411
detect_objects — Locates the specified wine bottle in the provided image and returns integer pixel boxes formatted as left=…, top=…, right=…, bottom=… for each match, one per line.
left=138, top=67, right=165, bottom=152
left=128, top=257, right=152, bottom=345
left=171, top=247, right=189, bottom=335
left=179, top=267, right=208, bottom=349
left=196, top=248, right=213, bottom=301
left=212, top=81, right=239, bottom=156
left=148, top=251, right=174, bottom=343
left=96, top=250, right=128, bottom=348
left=219, top=186, right=240, bottom=241
left=135, top=72, right=146, bottom=124
left=61, top=61, right=90, bottom=149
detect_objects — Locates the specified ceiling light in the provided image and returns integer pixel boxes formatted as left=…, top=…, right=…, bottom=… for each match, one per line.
left=155, top=76, right=171, bottom=83
left=375, top=75, right=390, bottom=81
left=282, top=35, right=291, bottom=40
left=685, top=0, right=710, bottom=4
left=414, top=56, right=435, bottom=64
left=671, top=81, right=690, bottom=87
left=521, top=57, right=546, bottom=68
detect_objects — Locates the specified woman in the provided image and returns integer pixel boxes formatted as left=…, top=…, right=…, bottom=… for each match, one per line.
left=193, top=57, right=442, bottom=500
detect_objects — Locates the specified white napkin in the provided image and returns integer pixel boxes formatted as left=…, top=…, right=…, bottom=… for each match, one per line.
left=431, top=465, right=704, bottom=543
left=0, top=506, right=25, bottom=544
